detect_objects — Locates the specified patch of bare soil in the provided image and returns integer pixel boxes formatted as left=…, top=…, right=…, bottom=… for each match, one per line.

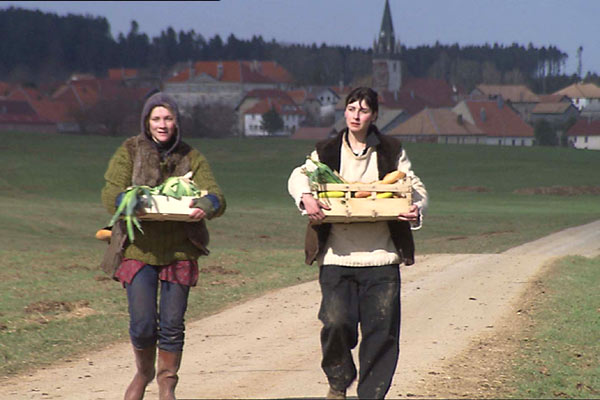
left=200, top=265, right=241, bottom=275
left=417, top=277, right=546, bottom=398
left=514, top=186, right=600, bottom=196
left=24, top=300, right=96, bottom=324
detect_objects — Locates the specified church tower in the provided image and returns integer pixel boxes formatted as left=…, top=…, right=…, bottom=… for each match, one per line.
left=372, top=0, right=402, bottom=93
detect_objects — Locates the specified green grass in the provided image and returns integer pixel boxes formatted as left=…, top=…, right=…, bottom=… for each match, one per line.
left=0, top=131, right=599, bottom=377
left=510, top=256, right=600, bottom=399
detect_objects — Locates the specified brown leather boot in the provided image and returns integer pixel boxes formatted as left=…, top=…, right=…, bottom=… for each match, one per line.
left=124, top=346, right=156, bottom=400
left=157, top=349, right=182, bottom=400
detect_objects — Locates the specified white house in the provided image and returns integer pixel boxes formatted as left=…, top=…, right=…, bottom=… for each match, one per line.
left=243, top=97, right=304, bottom=137
left=567, top=118, right=600, bottom=150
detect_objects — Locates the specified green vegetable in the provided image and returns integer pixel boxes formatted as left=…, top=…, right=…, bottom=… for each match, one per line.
left=107, top=172, right=204, bottom=241
left=108, top=185, right=154, bottom=242
left=303, top=157, right=344, bottom=184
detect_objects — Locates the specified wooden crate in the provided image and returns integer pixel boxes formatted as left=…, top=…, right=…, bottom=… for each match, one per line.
left=312, top=179, right=412, bottom=223
left=139, top=192, right=207, bottom=222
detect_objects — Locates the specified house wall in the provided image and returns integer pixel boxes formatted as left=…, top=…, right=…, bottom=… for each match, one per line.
left=438, top=136, right=485, bottom=145
left=165, top=82, right=244, bottom=111
left=244, top=113, right=268, bottom=137
left=570, top=135, right=600, bottom=150
left=485, top=137, right=534, bottom=146
left=243, top=113, right=301, bottom=137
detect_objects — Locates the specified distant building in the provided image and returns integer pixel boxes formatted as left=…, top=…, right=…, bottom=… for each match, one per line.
left=242, top=97, right=304, bottom=137
left=0, top=99, right=55, bottom=133
left=452, top=99, right=535, bottom=146
left=567, top=118, right=600, bottom=150
left=286, top=86, right=340, bottom=126
left=164, top=60, right=294, bottom=114
left=107, top=68, right=161, bottom=89
left=387, top=107, right=485, bottom=144
left=236, top=89, right=302, bottom=136
left=553, top=82, right=600, bottom=111
left=471, top=84, right=539, bottom=122
left=372, top=0, right=402, bottom=93
left=8, top=86, right=72, bottom=131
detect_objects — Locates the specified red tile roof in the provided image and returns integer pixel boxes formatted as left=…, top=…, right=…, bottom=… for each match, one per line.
left=378, top=90, right=430, bottom=115
left=168, top=61, right=293, bottom=84
left=0, top=99, right=53, bottom=125
left=401, top=77, right=459, bottom=107
left=52, top=78, right=148, bottom=109
left=567, top=118, right=600, bottom=136
left=286, top=89, right=309, bottom=105
left=108, top=68, right=139, bottom=80
left=7, top=86, right=71, bottom=123
left=459, top=100, right=534, bottom=137
left=0, top=81, right=14, bottom=97
left=244, top=97, right=304, bottom=116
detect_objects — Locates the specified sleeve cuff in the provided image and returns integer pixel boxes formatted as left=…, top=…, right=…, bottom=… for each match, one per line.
left=191, top=195, right=218, bottom=219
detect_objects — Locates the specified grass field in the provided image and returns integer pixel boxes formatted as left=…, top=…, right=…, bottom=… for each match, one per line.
left=510, top=256, right=600, bottom=399
left=0, top=131, right=599, bottom=377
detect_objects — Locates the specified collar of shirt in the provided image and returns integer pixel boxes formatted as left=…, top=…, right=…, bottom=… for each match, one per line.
left=344, top=128, right=381, bottom=156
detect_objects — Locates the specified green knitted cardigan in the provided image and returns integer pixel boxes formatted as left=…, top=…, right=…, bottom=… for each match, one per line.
left=101, top=140, right=225, bottom=265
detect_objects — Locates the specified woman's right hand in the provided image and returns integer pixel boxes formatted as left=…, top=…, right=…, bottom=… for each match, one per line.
left=301, top=193, right=331, bottom=222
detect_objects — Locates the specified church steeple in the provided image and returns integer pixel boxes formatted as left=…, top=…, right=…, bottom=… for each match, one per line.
left=377, top=0, right=396, bottom=55
left=372, top=0, right=402, bottom=93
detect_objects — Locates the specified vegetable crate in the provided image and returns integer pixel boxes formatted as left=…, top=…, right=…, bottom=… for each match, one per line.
left=139, top=192, right=206, bottom=222
left=313, top=179, right=412, bottom=223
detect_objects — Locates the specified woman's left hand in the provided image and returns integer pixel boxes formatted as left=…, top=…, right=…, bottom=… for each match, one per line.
left=189, top=200, right=207, bottom=220
left=398, top=204, right=419, bottom=222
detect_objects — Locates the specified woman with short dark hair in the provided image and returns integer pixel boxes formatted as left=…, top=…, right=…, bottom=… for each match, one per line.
left=288, top=86, right=428, bottom=399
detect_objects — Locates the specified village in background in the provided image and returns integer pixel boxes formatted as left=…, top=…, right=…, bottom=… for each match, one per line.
left=1, top=1, right=600, bottom=150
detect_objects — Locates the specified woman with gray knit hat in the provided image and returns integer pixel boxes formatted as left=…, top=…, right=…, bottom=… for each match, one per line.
left=100, top=91, right=226, bottom=399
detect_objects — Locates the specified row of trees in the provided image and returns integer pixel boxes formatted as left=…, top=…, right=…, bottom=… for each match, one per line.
left=2, top=7, right=599, bottom=92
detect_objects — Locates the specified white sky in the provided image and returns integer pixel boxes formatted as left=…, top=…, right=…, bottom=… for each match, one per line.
left=4, top=0, right=599, bottom=75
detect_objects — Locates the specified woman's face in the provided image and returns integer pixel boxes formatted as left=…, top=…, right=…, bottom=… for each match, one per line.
left=148, top=106, right=176, bottom=143
left=344, top=99, right=377, bottom=136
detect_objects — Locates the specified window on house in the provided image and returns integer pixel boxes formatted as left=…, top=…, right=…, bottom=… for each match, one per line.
left=512, top=139, right=516, bottom=146
left=585, top=136, right=588, bottom=143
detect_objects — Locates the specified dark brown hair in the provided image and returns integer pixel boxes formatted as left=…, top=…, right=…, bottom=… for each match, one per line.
left=344, top=87, right=379, bottom=114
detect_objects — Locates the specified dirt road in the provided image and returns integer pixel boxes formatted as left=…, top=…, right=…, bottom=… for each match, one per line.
left=2, top=220, right=599, bottom=399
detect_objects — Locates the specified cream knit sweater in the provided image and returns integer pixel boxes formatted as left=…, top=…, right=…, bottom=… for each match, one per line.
left=288, top=135, right=428, bottom=267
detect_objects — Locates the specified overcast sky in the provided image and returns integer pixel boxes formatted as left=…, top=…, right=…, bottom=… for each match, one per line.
left=4, top=0, right=599, bottom=76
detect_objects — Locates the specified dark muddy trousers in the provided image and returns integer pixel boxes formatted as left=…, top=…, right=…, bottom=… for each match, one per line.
left=125, top=265, right=190, bottom=352
left=318, top=264, right=401, bottom=400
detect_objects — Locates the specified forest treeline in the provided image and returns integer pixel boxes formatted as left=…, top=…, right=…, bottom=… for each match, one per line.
left=2, top=7, right=598, bottom=93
